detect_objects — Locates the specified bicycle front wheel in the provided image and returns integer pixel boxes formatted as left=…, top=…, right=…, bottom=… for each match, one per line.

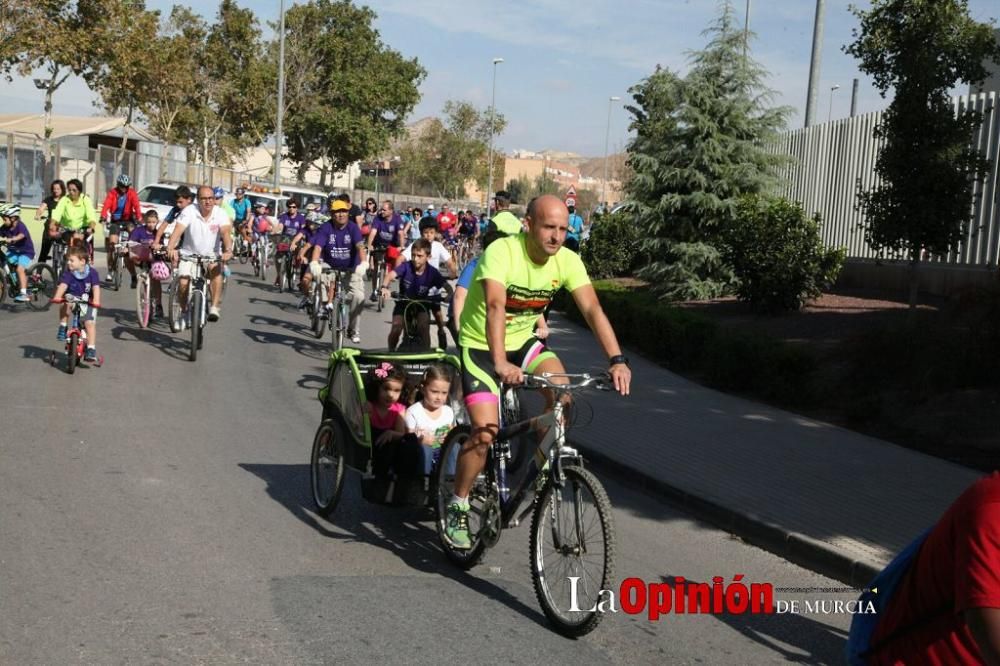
left=27, top=263, right=57, bottom=310
left=276, top=256, right=286, bottom=292
left=530, top=465, right=616, bottom=637
left=136, top=274, right=150, bottom=328
left=435, top=426, right=490, bottom=570
left=332, top=299, right=347, bottom=351
left=113, top=254, right=124, bottom=291
left=189, top=291, right=201, bottom=361
left=67, top=332, right=79, bottom=375
left=311, top=285, right=326, bottom=339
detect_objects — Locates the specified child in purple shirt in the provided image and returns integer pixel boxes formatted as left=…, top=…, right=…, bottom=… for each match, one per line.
left=0, top=204, right=36, bottom=303
left=53, top=245, right=102, bottom=361
left=380, top=239, right=453, bottom=349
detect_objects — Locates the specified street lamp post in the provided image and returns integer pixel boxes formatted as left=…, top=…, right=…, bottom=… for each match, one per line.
left=828, top=84, right=840, bottom=123
left=273, top=0, right=286, bottom=191
left=601, top=96, right=621, bottom=212
left=486, top=57, right=503, bottom=214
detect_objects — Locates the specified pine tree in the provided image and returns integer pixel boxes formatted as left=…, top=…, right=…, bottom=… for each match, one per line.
left=626, top=1, right=790, bottom=300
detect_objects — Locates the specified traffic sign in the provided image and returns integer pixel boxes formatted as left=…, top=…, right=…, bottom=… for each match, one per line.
left=566, top=185, right=577, bottom=198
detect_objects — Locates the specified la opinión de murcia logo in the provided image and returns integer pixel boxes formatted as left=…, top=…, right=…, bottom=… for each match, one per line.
left=569, top=575, right=877, bottom=619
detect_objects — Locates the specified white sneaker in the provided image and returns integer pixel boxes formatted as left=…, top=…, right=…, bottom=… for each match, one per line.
left=208, top=306, right=221, bottom=322
left=349, top=330, right=361, bottom=344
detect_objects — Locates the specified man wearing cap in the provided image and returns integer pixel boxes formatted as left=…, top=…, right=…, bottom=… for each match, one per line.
left=309, top=199, right=368, bottom=343
left=489, top=191, right=523, bottom=235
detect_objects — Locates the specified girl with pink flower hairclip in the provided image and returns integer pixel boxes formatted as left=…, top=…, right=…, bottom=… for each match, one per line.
left=367, top=362, right=408, bottom=449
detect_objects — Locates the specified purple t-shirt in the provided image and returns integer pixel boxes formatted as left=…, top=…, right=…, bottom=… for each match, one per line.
left=129, top=224, right=157, bottom=246
left=371, top=214, right=405, bottom=248
left=59, top=266, right=101, bottom=299
left=394, top=261, right=446, bottom=299
left=1, top=221, right=35, bottom=258
left=279, top=212, right=305, bottom=238
left=312, top=221, right=363, bottom=270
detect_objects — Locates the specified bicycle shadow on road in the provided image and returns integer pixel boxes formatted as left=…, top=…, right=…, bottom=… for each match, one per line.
left=239, top=461, right=549, bottom=630
left=20, top=344, right=55, bottom=363
left=247, top=296, right=297, bottom=312
left=247, top=312, right=311, bottom=337
left=242, top=327, right=329, bottom=361
left=655, top=575, right=848, bottom=663
left=235, top=278, right=279, bottom=294
left=111, top=323, right=189, bottom=361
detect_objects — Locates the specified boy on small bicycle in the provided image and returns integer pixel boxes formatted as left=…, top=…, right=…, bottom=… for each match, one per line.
left=380, top=238, right=453, bottom=350
left=0, top=204, right=35, bottom=303
left=53, top=246, right=101, bottom=362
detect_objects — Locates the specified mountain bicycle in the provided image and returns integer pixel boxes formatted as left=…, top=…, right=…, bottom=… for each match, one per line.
left=368, top=247, right=387, bottom=312
left=133, top=246, right=168, bottom=329
left=391, top=293, right=448, bottom=352
left=251, top=234, right=271, bottom=282
left=108, top=226, right=132, bottom=291
left=309, top=266, right=351, bottom=348
left=0, top=241, right=57, bottom=309
left=274, top=236, right=295, bottom=293
left=435, top=373, right=616, bottom=637
left=167, top=254, right=217, bottom=362
left=48, top=295, right=104, bottom=374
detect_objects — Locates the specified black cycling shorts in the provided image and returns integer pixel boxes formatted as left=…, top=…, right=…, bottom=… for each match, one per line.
left=460, top=339, right=556, bottom=406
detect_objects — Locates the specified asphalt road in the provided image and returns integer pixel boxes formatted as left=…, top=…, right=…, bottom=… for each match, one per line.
left=1, top=257, right=855, bottom=664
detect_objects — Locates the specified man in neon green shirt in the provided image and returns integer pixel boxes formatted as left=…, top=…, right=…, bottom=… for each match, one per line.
left=488, top=190, right=523, bottom=235
left=447, top=194, right=632, bottom=549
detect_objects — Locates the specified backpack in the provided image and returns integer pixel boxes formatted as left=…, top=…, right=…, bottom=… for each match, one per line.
left=846, top=528, right=932, bottom=665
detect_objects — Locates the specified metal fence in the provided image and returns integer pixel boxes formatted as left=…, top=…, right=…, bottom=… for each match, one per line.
left=0, top=133, right=482, bottom=213
left=771, top=91, right=1000, bottom=267
left=0, top=135, right=256, bottom=207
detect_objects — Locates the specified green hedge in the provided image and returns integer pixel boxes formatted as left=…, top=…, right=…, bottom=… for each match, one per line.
left=554, top=281, right=819, bottom=407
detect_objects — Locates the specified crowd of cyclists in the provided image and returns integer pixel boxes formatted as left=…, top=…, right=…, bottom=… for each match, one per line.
left=3, top=176, right=631, bottom=549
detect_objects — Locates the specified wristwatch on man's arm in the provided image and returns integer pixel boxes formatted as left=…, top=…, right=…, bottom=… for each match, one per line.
left=608, top=355, right=629, bottom=368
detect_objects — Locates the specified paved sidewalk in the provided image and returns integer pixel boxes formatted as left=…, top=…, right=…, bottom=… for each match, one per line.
left=545, top=312, right=982, bottom=587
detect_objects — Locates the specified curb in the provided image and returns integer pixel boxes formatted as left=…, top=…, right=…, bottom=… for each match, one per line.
left=573, top=441, right=882, bottom=589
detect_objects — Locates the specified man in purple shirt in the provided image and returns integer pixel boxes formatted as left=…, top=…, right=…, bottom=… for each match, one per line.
left=380, top=238, right=453, bottom=350
left=308, top=199, right=368, bottom=343
left=0, top=204, right=36, bottom=302
left=274, top=199, right=306, bottom=287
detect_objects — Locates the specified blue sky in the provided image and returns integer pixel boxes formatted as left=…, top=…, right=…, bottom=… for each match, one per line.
left=5, top=0, right=998, bottom=157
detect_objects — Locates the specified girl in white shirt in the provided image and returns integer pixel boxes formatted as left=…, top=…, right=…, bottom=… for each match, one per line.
left=404, top=364, right=455, bottom=474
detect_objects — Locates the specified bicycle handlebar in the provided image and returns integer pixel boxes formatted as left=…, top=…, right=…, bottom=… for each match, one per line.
left=512, top=372, right=613, bottom=392
left=52, top=295, right=100, bottom=308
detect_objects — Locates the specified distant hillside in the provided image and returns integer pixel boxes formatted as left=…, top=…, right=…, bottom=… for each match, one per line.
left=578, top=153, right=627, bottom=180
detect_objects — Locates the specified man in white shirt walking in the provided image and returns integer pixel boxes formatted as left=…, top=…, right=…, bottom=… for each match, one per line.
left=166, top=185, right=233, bottom=322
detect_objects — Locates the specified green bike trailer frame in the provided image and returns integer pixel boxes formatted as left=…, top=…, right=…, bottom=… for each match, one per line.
left=317, top=348, right=464, bottom=477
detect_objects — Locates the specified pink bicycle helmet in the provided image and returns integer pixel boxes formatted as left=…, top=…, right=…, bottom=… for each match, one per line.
left=150, top=261, right=172, bottom=282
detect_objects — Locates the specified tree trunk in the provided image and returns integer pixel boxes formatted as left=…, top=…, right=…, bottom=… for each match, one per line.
left=117, top=106, right=132, bottom=168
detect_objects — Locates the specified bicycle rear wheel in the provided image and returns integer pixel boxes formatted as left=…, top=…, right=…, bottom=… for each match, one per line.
left=311, top=419, right=345, bottom=517
left=136, top=273, right=150, bottom=328
left=27, top=263, right=57, bottom=310
left=529, top=465, right=616, bottom=637
left=435, top=426, right=490, bottom=569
